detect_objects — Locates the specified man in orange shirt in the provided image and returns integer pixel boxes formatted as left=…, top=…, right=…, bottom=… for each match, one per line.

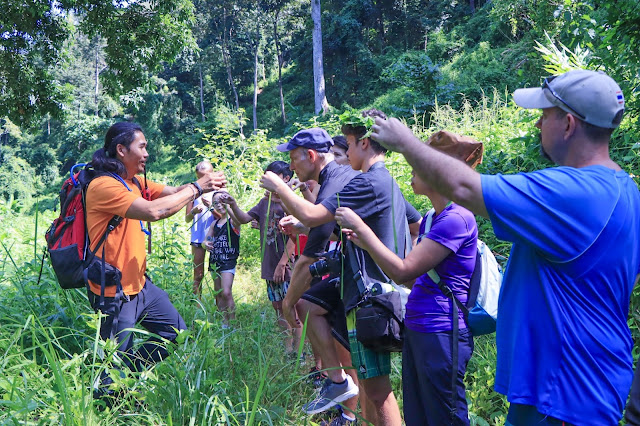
left=85, top=122, right=225, bottom=401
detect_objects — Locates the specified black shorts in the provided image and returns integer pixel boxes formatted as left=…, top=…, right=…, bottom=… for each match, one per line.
left=300, top=276, right=349, bottom=351
left=209, top=258, right=238, bottom=273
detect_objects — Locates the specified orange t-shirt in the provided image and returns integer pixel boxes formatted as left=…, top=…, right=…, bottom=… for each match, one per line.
left=85, top=175, right=165, bottom=297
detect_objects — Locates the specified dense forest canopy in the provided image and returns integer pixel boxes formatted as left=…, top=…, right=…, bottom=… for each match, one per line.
left=1, top=0, right=639, bottom=208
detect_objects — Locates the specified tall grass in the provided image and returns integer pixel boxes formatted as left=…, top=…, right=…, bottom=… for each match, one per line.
left=8, top=92, right=638, bottom=425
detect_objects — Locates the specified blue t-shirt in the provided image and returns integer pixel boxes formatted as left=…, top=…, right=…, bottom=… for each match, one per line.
left=482, top=165, right=640, bottom=424
left=405, top=204, right=477, bottom=333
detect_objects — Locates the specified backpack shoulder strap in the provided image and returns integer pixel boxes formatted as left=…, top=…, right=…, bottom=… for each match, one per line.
left=466, top=246, right=482, bottom=309
left=421, top=207, right=470, bottom=316
left=81, top=166, right=125, bottom=261
left=132, top=176, right=142, bottom=191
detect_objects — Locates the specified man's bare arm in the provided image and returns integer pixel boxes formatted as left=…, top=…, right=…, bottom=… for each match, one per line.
left=260, top=171, right=333, bottom=227
left=371, top=117, right=488, bottom=218
left=281, top=254, right=316, bottom=328
left=127, top=172, right=226, bottom=222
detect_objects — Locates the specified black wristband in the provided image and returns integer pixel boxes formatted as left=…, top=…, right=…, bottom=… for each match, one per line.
left=191, top=181, right=203, bottom=197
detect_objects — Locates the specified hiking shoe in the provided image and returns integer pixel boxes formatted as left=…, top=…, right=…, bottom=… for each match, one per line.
left=302, top=376, right=358, bottom=415
left=307, top=367, right=328, bottom=388
left=319, top=408, right=358, bottom=426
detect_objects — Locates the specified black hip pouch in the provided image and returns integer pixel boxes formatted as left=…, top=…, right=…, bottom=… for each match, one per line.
left=84, top=256, right=122, bottom=288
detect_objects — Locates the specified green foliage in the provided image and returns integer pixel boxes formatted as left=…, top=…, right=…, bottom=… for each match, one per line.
left=374, top=51, right=441, bottom=114
left=0, top=0, right=74, bottom=125
left=3, top=1, right=640, bottom=422
left=0, top=146, right=36, bottom=210
left=338, top=109, right=375, bottom=138
left=0, top=0, right=196, bottom=125
left=534, top=32, right=591, bottom=75
left=439, top=42, right=515, bottom=105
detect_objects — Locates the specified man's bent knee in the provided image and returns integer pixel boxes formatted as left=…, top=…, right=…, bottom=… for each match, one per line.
left=297, top=298, right=328, bottom=317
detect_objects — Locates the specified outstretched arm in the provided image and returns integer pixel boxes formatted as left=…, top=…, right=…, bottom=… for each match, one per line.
left=335, top=207, right=451, bottom=286
left=260, top=171, right=333, bottom=227
left=219, top=193, right=253, bottom=224
left=225, top=206, right=242, bottom=229
left=371, top=118, right=488, bottom=218
left=127, top=172, right=226, bottom=222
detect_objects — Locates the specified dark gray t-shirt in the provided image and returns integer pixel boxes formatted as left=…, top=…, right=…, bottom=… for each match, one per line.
left=322, top=161, right=411, bottom=310
left=302, top=161, right=360, bottom=259
left=248, top=197, right=291, bottom=281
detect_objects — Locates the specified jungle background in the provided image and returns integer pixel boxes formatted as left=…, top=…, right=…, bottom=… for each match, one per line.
left=1, top=0, right=639, bottom=424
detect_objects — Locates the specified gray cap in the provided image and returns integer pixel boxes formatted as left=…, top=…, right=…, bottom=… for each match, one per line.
left=276, top=128, right=334, bottom=153
left=513, top=69, right=625, bottom=129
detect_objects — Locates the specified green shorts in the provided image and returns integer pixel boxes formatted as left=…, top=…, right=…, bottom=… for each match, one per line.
left=346, top=310, right=391, bottom=380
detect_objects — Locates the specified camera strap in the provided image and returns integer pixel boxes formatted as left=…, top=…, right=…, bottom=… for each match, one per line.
left=345, top=241, right=368, bottom=295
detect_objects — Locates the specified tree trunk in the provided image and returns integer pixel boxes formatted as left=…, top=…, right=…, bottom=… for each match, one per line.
left=470, top=0, right=475, bottom=13
left=199, top=62, right=206, bottom=122
left=222, top=7, right=243, bottom=136
left=94, top=43, right=100, bottom=116
left=375, top=0, right=385, bottom=53
left=311, top=0, right=329, bottom=115
left=253, top=22, right=260, bottom=132
left=274, top=13, right=286, bottom=125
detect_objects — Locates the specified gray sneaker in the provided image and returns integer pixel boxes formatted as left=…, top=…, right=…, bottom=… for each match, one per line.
left=320, top=412, right=357, bottom=426
left=302, top=376, right=358, bottom=415
left=328, top=415, right=357, bottom=426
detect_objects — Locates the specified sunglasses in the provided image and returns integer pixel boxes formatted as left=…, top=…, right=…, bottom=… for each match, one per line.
left=542, top=76, right=586, bottom=120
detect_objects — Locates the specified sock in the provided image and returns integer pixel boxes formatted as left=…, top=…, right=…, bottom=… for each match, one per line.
left=342, top=413, right=356, bottom=421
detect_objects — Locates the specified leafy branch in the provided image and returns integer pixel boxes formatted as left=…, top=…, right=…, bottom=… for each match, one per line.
left=338, top=110, right=376, bottom=139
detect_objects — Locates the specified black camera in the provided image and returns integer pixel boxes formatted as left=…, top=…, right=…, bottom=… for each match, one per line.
left=309, top=249, right=344, bottom=278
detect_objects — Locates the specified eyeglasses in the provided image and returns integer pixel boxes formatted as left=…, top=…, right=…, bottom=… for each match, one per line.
left=542, top=76, right=586, bottom=120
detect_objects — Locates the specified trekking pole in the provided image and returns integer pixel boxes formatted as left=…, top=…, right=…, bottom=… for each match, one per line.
left=35, top=246, right=47, bottom=287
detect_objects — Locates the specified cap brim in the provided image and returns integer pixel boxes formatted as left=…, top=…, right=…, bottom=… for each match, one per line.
left=276, top=142, right=296, bottom=152
left=513, top=87, right=555, bottom=109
